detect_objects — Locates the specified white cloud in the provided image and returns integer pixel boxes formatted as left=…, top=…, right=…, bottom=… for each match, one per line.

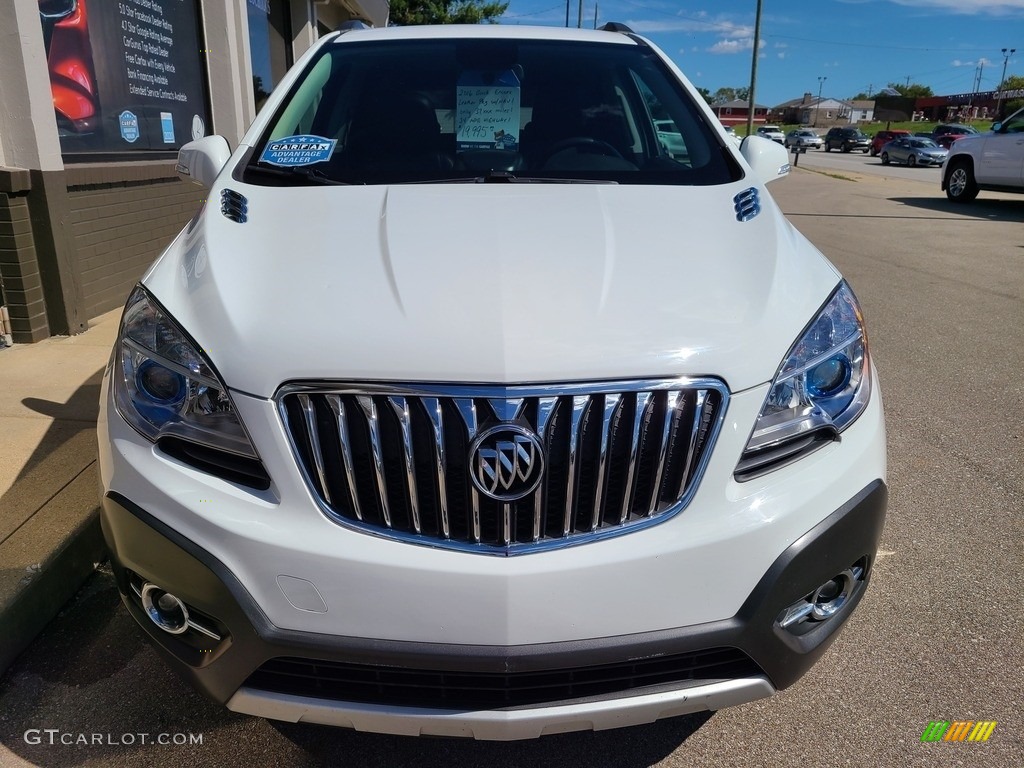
left=884, top=0, right=1024, bottom=14
left=778, top=52, right=786, bottom=59
left=625, top=15, right=754, bottom=37
left=708, top=37, right=766, bottom=55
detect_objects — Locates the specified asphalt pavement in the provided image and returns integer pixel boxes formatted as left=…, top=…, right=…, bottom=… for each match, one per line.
left=0, top=166, right=1020, bottom=768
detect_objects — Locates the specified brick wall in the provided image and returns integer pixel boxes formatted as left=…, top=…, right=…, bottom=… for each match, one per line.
left=0, top=170, right=50, bottom=342
left=65, top=163, right=205, bottom=320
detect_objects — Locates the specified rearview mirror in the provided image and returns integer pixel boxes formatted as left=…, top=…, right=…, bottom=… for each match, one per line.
left=740, top=135, right=790, bottom=186
left=176, top=136, right=231, bottom=190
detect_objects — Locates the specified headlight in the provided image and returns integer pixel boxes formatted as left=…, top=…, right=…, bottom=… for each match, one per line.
left=113, top=285, right=258, bottom=459
left=737, top=281, right=871, bottom=479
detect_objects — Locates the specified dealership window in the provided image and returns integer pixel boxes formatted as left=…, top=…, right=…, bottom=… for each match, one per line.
left=248, top=0, right=294, bottom=110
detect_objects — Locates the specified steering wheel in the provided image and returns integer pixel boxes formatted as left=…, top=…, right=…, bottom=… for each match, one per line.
left=542, top=137, right=625, bottom=163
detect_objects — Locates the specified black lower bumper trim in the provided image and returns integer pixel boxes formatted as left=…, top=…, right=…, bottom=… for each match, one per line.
left=100, top=480, right=886, bottom=707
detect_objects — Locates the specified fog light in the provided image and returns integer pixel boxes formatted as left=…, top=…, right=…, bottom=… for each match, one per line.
left=141, top=582, right=190, bottom=634
left=778, top=564, right=865, bottom=630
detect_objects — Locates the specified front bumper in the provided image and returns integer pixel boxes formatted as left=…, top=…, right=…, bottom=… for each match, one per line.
left=100, top=480, right=886, bottom=738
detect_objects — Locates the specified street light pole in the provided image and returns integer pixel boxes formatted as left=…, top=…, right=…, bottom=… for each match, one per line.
left=997, top=48, right=1016, bottom=120
left=814, top=76, right=826, bottom=127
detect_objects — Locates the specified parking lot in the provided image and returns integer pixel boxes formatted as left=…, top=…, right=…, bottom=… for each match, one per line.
left=0, top=167, right=1021, bottom=768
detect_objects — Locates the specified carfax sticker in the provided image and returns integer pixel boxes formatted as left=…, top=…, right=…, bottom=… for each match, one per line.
left=260, top=135, right=337, bottom=166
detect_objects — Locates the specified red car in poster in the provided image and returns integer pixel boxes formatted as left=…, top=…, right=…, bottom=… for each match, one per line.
left=39, top=0, right=99, bottom=135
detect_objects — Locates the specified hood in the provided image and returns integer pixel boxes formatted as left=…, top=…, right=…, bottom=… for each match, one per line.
left=143, top=180, right=840, bottom=398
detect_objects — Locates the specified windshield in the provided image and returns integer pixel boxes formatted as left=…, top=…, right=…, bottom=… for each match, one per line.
left=242, top=37, right=742, bottom=186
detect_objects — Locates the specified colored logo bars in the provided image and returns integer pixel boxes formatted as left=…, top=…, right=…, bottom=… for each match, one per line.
left=921, top=721, right=997, bottom=742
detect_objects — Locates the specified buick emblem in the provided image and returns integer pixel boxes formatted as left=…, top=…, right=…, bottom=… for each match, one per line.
left=468, top=425, right=545, bottom=501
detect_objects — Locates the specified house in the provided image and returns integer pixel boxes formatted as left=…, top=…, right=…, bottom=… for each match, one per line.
left=774, top=93, right=864, bottom=126
left=712, top=99, right=771, bottom=127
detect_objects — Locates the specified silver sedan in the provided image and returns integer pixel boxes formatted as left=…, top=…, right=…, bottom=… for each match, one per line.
left=785, top=129, right=823, bottom=150
left=879, top=137, right=948, bottom=167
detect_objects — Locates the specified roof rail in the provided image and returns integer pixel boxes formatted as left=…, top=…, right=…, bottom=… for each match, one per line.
left=598, top=22, right=634, bottom=33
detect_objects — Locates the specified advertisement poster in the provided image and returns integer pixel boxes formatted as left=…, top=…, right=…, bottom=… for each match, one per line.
left=39, top=0, right=210, bottom=154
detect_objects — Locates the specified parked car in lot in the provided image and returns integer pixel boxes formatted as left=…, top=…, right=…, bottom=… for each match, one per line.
left=824, top=127, right=871, bottom=153
left=869, top=129, right=910, bottom=157
left=756, top=124, right=785, bottom=143
left=98, top=22, right=887, bottom=740
left=932, top=123, right=979, bottom=149
left=942, top=105, right=1024, bottom=202
left=879, top=137, right=948, bottom=167
left=723, top=124, right=742, bottom=146
left=785, top=129, right=822, bottom=149
left=654, top=119, right=687, bottom=158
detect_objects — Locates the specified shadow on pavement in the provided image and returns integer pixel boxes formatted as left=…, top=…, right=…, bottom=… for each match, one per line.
left=888, top=195, right=1024, bottom=223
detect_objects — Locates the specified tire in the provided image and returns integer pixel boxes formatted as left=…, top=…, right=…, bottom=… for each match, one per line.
left=825, top=143, right=831, bottom=152
left=870, top=147, right=878, bottom=157
left=907, top=155, right=916, bottom=168
left=881, top=152, right=890, bottom=165
left=945, top=160, right=979, bottom=203
left=842, top=144, right=851, bottom=153
left=862, top=148, right=869, bottom=153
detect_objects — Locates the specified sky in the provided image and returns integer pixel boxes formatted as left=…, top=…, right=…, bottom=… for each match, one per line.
left=497, top=0, right=1024, bottom=107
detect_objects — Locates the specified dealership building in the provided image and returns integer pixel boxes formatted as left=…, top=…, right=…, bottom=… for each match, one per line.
left=0, top=0, right=387, bottom=344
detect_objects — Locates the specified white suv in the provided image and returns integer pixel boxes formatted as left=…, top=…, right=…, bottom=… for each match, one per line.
left=98, top=23, right=887, bottom=740
left=943, top=106, right=1024, bottom=202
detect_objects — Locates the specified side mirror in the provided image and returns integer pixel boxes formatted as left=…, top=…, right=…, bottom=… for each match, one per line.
left=740, top=135, right=790, bottom=185
left=176, top=136, right=231, bottom=189
left=991, top=121, right=1003, bottom=133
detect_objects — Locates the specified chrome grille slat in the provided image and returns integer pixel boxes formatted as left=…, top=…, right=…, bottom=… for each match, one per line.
left=454, top=398, right=481, bottom=543
left=326, top=395, right=363, bottom=521
left=280, top=380, right=728, bottom=554
left=563, top=395, right=591, bottom=537
left=620, top=391, right=652, bottom=524
left=357, top=396, right=392, bottom=528
left=297, top=394, right=332, bottom=505
left=388, top=397, right=421, bottom=534
left=422, top=397, right=449, bottom=538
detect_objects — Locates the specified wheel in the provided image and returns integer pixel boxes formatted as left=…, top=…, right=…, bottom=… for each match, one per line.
left=870, top=147, right=878, bottom=157
left=880, top=152, right=890, bottom=165
left=825, top=143, right=831, bottom=152
left=907, top=155, right=916, bottom=168
left=862, top=148, right=869, bottom=153
left=842, top=144, right=851, bottom=153
left=945, top=160, right=979, bottom=203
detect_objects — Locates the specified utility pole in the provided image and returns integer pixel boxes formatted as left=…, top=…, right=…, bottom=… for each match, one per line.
left=577, top=0, right=583, bottom=27
left=593, top=1, right=598, bottom=28
left=814, top=76, right=826, bottom=127
left=565, top=0, right=569, bottom=27
left=745, top=0, right=763, bottom=137
left=997, top=48, right=1016, bottom=120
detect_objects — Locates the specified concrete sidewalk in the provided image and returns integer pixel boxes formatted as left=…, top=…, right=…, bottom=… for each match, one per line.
left=0, top=308, right=120, bottom=673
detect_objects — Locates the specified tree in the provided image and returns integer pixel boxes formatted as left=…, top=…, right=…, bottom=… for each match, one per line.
left=887, top=82, right=933, bottom=98
left=850, top=91, right=872, bottom=101
left=388, top=0, right=508, bottom=25
left=712, top=86, right=750, bottom=104
left=998, top=74, right=1024, bottom=117
left=695, top=87, right=713, bottom=106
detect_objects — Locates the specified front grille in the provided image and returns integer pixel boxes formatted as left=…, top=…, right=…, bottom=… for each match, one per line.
left=245, top=648, right=760, bottom=710
left=279, top=380, right=727, bottom=554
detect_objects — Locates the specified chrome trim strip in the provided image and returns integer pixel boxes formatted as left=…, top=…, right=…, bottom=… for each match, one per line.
left=422, top=397, right=449, bottom=538
left=227, top=677, right=774, bottom=740
left=532, top=396, right=559, bottom=542
left=590, top=394, right=621, bottom=531
left=298, top=394, right=332, bottom=505
left=502, top=502, right=512, bottom=546
left=275, top=378, right=729, bottom=556
left=357, top=396, right=391, bottom=528
left=677, top=390, right=708, bottom=498
left=453, top=398, right=481, bottom=543
left=563, top=395, right=591, bottom=536
left=620, top=392, right=652, bottom=524
left=388, top=396, right=421, bottom=534
left=326, top=395, right=363, bottom=521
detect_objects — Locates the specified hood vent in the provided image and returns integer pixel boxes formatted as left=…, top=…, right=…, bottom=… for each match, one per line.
left=733, top=187, right=760, bottom=222
left=220, top=189, right=248, bottom=223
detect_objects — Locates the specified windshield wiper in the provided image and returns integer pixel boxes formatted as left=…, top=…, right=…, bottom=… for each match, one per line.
left=423, top=171, right=618, bottom=184
left=247, top=163, right=354, bottom=186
